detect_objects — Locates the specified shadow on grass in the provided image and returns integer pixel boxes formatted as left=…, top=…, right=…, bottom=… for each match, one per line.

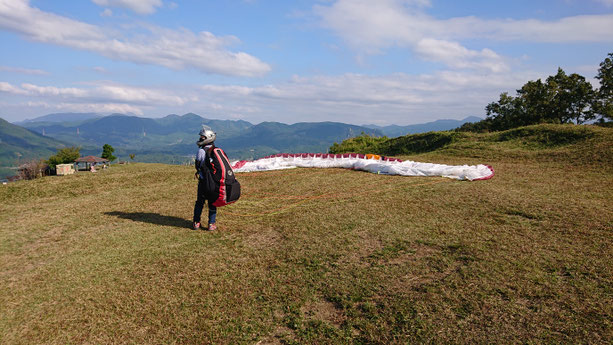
left=105, top=211, right=191, bottom=229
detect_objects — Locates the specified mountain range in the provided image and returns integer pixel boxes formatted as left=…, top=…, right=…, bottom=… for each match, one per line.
left=365, top=116, right=482, bottom=137
left=14, top=112, right=103, bottom=125
left=14, top=113, right=382, bottom=159
left=1, top=113, right=482, bottom=177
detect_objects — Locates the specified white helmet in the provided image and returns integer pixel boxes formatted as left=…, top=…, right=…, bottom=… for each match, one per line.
left=197, top=125, right=216, bottom=147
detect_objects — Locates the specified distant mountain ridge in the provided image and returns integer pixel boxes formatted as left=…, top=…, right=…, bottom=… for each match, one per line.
left=15, top=112, right=103, bottom=124
left=364, top=116, right=482, bottom=137
left=12, top=113, right=383, bottom=163
left=219, top=121, right=377, bottom=159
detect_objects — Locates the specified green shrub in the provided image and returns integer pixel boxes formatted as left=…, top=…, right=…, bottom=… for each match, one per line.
left=380, top=131, right=462, bottom=155
left=18, top=159, right=49, bottom=180
left=47, top=147, right=80, bottom=169
left=329, top=133, right=387, bottom=154
left=330, top=131, right=461, bottom=156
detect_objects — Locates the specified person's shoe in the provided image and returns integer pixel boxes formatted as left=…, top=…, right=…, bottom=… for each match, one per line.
left=193, top=222, right=201, bottom=230
left=207, top=223, right=217, bottom=231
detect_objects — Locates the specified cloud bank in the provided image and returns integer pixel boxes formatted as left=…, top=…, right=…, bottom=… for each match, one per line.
left=314, top=0, right=613, bottom=72
left=92, top=0, right=163, bottom=15
left=1, top=67, right=539, bottom=125
left=0, top=0, right=270, bottom=77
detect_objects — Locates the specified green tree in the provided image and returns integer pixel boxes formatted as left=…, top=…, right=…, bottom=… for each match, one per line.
left=481, top=68, right=595, bottom=131
left=101, top=144, right=116, bottom=162
left=47, top=146, right=80, bottom=169
left=516, top=79, right=552, bottom=125
left=594, top=52, right=613, bottom=122
left=484, top=92, right=524, bottom=131
left=545, top=68, right=595, bottom=124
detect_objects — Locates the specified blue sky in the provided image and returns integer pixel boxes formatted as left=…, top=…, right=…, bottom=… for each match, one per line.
left=1, top=0, right=612, bottom=125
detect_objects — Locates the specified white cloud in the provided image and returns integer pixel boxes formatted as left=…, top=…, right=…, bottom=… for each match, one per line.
left=100, top=8, right=113, bottom=17
left=93, top=66, right=108, bottom=74
left=92, top=0, right=162, bottom=15
left=415, top=39, right=508, bottom=73
left=314, top=0, right=424, bottom=52
left=198, top=70, right=538, bottom=124
left=93, top=84, right=191, bottom=106
left=316, top=0, right=613, bottom=45
left=0, top=0, right=107, bottom=44
left=20, top=83, right=88, bottom=98
left=25, top=101, right=144, bottom=115
left=1, top=66, right=544, bottom=125
left=462, top=15, right=613, bottom=42
left=314, top=0, right=613, bottom=71
left=0, top=65, right=48, bottom=75
left=0, top=81, right=192, bottom=110
left=0, top=81, right=28, bottom=95
left=0, top=0, right=270, bottom=77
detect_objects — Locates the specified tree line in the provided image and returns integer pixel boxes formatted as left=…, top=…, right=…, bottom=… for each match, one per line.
left=459, top=53, right=612, bottom=132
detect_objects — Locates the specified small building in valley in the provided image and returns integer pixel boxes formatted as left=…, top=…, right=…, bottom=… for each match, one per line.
left=75, top=156, right=109, bottom=171
left=56, top=163, right=75, bottom=176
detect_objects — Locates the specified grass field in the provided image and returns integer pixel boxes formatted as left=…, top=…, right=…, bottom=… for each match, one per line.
left=1, top=124, right=612, bottom=344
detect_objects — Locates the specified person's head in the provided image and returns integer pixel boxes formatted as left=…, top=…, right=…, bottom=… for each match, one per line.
left=197, top=125, right=216, bottom=147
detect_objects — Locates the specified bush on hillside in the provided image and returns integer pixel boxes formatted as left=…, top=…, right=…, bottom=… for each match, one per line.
left=492, top=124, right=595, bottom=147
left=330, top=131, right=461, bottom=156
left=47, top=147, right=80, bottom=170
left=456, top=118, right=495, bottom=133
left=18, top=159, right=49, bottom=180
left=379, top=131, right=461, bottom=155
left=329, top=133, right=387, bottom=154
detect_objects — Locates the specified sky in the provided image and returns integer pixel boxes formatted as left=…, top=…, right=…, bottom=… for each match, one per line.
left=0, top=0, right=612, bottom=126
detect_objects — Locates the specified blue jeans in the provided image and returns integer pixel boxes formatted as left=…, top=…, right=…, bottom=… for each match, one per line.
left=193, top=181, right=217, bottom=224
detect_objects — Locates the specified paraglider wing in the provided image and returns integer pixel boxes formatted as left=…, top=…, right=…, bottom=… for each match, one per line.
left=231, top=153, right=494, bottom=181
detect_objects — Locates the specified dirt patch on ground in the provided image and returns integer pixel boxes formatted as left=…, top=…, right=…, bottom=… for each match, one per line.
left=302, top=299, right=346, bottom=328
left=255, top=325, right=295, bottom=345
left=243, top=228, right=283, bottom=250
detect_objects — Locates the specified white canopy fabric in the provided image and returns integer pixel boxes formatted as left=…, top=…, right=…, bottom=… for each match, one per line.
left=232, top=154, right=494, bottom=181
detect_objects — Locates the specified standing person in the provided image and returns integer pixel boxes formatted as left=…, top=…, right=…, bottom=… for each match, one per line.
left=193, top=126, right=218, bottom=231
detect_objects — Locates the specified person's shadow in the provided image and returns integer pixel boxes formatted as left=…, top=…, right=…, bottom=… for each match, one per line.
left=105, top=211, right=192, bottom=229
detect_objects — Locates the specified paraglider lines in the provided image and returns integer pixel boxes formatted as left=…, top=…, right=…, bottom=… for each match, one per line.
left=222, top=179, right=447, bottom=218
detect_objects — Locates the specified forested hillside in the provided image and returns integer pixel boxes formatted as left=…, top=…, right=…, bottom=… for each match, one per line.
left=0, top=118, right=69, bottom=167
left=16, top=113, right=382, bottom=162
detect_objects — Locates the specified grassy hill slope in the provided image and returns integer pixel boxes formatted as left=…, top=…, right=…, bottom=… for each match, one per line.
left=0, top=118, right=73, bottom=178
left=0, top=125, right=611, bottom=344
left=0, top=118, right=66, bottom=162
left=332, top=124, right=613, bottom=168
